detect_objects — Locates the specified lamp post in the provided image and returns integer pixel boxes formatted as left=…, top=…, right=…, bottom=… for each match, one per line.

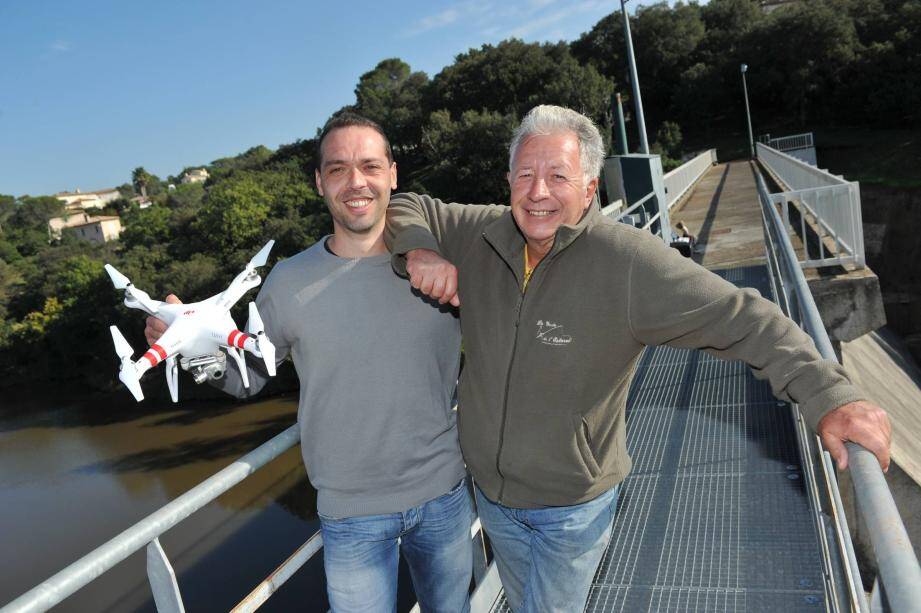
left=741, top=63, right=755, bottom=159
left=621, top=0, right=649, bottom=154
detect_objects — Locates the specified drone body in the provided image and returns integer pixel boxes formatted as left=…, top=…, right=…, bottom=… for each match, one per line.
left=105, top=240, right=277, bottom=402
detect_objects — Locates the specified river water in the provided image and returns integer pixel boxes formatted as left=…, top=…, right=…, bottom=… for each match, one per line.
left=0, top=392, right=418, bottom=611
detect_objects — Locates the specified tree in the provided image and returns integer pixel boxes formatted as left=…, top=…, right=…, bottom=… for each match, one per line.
left=354, top=58, right=429, bottom=158
left=654, top=121, right=683, bottom=160
left=699, top=0, right=762, bottom=62
left=571, top=11, right=627, bottom=83
left=194, top=176, right=271, bottom=254
left=740, top=1, right=858, bottom=126
left=418, top=109, right=518, bottom=204
left=208, top=145, right=274, bottom=181
left=132, top=167, right=153, bottom=197
left=120, top=204, right=172, bottom=249
left=0, top=194, right=15, bottom=233
left=428, top=40, right=614, bottom=122
left=572, top=3, right=704, bottom=125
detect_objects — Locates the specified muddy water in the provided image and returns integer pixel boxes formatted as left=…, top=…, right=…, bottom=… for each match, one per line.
left=0, top=393, right=332, bottom=612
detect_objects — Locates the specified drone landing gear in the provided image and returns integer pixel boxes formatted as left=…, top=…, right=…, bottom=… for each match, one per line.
left=180, top=352, right=227, bottom=384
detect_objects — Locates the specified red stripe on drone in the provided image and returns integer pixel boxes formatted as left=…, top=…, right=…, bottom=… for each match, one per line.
left=143, top=351, right=158, bottom=367
left=228, top=330, right=240, bottom=347
left=236, top=333, right=250, bottom=349
left=151, top=344, right=167, bottom=361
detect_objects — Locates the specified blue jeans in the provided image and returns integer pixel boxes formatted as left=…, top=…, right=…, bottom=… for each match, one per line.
left=474, top=483, right=620, bottom=613
left=319, top=478, right=474, bottom=613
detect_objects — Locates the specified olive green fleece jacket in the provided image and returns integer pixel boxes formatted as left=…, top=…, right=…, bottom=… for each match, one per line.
left=385, top=192, right=864, bottom=509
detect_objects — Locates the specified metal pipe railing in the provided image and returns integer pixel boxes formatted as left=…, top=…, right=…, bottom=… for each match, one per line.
left=757, top=142, right=846, bottom=190
left=757, top=170, right=921, bottom=611
left=3, top=424, right=499, bottom=613
left=758, top=142, right=865, bottom=269
left=663, top=149, right=717, bottom=210
left=2, top=425, right=302, bottom=613
left=768, top=132, right=814, bottom=152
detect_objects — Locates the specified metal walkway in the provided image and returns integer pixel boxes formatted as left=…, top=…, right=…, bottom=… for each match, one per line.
left=491, top=266, right=828, bottom=612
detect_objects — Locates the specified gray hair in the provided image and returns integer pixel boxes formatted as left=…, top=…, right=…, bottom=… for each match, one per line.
left=509, top=105, right=605, bottom=183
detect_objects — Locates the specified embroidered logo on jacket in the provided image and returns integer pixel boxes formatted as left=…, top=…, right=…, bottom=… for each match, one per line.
left=536, top=320, right=572, bottom=346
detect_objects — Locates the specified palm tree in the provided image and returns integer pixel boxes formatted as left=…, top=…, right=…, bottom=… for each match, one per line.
left=132, top=167, right=151, bottom=198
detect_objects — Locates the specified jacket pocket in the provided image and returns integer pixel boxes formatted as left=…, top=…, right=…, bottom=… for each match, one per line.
left=574, top=414, right=601, bottom=478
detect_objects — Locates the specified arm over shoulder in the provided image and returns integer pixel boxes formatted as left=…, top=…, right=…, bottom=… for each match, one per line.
left=385, top=192, right=505, bottom=275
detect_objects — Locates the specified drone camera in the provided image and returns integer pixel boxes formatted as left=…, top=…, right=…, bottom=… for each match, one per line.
left=181, top=352, right=227, bottom=385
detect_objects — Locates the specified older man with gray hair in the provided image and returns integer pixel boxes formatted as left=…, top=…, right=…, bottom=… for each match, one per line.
left=385, top=104, right=890, bottom=612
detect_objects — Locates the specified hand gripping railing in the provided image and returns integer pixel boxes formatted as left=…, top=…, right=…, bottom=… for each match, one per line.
left=757, top=142, right=865, bottom=269
left=757, top=170, right=921, bottom=612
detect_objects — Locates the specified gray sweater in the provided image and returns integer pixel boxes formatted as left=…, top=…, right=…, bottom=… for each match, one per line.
left=212, top=239, right=465, bottom=518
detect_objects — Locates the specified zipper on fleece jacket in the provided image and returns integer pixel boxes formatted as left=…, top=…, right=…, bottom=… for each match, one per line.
left=494, top=258, right=544, bottom=504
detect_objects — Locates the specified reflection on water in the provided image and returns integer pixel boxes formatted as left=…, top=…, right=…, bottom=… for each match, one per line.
left=0, top=392, right=333, bottom=611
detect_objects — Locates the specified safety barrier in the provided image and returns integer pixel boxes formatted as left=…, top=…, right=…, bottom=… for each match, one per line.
left=663, top=149, right=717, bottom=209
left=757, top=169, right=921, bottom=612
left=757, top=142, right=865, bottom=268
left=1, top=425, right=499, bottom=612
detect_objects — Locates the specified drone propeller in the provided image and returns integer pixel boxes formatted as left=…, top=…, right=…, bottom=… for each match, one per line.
left=109, top=326, right=144, bottom=401
left=165, top=356, right=179, bottom=403
left=104, top=264, right=160, bottom=315
left=104, top=264, right=131, bottom=290
left=212, top=240, right=276, bottom=311
left=247, top=302, right=276, bottom=376
left=248, top=240, right=275, bottom=270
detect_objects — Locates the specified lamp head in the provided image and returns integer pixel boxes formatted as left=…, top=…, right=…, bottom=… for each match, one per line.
left=741, top=63, right=748, bottom=73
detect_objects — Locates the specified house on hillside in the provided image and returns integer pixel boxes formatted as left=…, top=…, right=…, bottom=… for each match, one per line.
left=48, top=212, right=122, bottom=243
left=48, top=211, right=92, bottom=240
left=180, top=168, right=209, bottom=184
left=54, top=187, right=121, bottom=211
left=129, top=195, right=152, bottom=209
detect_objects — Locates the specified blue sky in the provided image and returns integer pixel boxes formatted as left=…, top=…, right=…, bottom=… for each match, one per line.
left=0, top=0, right=667, bottom=197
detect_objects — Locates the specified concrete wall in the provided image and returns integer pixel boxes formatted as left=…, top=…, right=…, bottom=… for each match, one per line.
left=860, top=184, right=921, bottom=364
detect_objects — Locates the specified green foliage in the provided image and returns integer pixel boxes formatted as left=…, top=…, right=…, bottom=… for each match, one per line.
left=195, top=176, right=271, bottom=254
left=419, top=109, right=518, bottom=204
left=120, top=204, right=172, bottom=249
left=429, top=40, right=613, bottom=121
left=4, top=0, right=918, bottom=392
left=166, top=182, right=205, bottom=210
left=207, top=145, right=274, bottom=181
left=131, top=166, right=158, bottom=196
left=654, top=121, right=683, bottom=159
left=355, top=58, right=429, bottom=156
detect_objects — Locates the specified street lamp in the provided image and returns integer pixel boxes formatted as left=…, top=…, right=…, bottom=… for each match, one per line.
left=621, top=0, right=649, bottom=154
left=740, top=63, right=755, bottom=159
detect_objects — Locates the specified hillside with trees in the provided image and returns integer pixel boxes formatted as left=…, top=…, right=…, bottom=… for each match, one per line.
left=0, top=0, right=917, bottom=397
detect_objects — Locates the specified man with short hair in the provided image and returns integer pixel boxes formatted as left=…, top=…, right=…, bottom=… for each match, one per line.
left=385, top=104, right=891, bottom=612
left=147, top=113, right=472, bottom=612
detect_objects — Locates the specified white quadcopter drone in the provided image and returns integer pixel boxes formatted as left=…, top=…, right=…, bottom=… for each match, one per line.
left=104, top=240, right=277, bottom=402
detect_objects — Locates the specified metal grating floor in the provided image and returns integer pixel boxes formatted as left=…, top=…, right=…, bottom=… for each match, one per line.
left=489, top=266, right=827, bottom=612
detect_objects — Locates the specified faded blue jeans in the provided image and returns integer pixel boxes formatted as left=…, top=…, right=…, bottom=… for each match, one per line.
left=319, top=478, right=474, bottom=613
left=474, top=483, right=620, bottom=613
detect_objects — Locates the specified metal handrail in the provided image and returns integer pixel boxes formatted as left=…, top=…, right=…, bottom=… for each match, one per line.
left=768, top=132, right=814, bottom=152
left=2, top=425, right=302, bottom=613
left=2, top=422, right=498, bottom=613
left=663, top=149, right=717, bottom=209
left=758, top=142, right=865, bottom=269
left=757, top=142, right=847, bottom=190
left=757, top=170, right=921, bottom=611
